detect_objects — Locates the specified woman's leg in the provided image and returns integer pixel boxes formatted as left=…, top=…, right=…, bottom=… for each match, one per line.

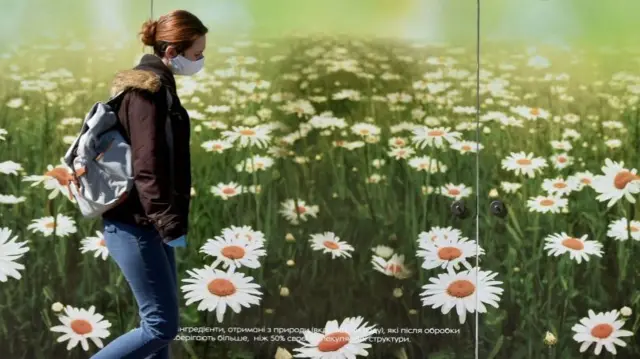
left=91, top=220, right=179, bottom=359
left=150, top=238, right=178, bottom=359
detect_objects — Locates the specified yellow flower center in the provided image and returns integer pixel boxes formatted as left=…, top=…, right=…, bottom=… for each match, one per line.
left=614, top=171, right=640, bottom=190
left=590, top=323, right=614, bottom=339
left=540, top=199, right=555, bottom=207
left=222, top=245, right=245, bottom=259
left=323, top=241, right=339, bottom=250
left=438, top=247, right=462, bottom=260
left=222, top=187, right=236, bottom=195
left=70, top=319, right=93, bottom=335
left=446, top=280, right=475, bottom=298
left=461, top=145, right=471, bottom=151
left=561, top=237, right=584, bottom=250
left=318, top=332, right=350, bottom=352
left=530, top=108, right=540, bottom=116
left=386, top=263, right=402, bottom=273
left=208, top=278, right=236, bottom=297
left=553, top=182, right=567, bottom=189
left=448, top=188, right=461, bottom=196
left=99, top=239, right=106, bottom=246
left=427, top=130, right=444, bottom=137
left=516, top=158, right=531, bottom=166
left=45, top=222, right=56, bottom=229
left=240, top=129, right=256, bottom=136
left=45, top=167, right=73, bottom=186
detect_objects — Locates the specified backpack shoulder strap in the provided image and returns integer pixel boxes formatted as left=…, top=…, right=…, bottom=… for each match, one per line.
left=164, top=87, right=175, bottom=189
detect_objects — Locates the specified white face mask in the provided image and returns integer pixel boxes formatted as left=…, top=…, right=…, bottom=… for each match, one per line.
left=169, top=55, right=204, bottom=76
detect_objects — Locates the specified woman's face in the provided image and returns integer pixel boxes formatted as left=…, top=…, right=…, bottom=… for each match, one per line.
left=181, top=35, right=206, bottom=61
left=165, top=35, right=206, bottom=61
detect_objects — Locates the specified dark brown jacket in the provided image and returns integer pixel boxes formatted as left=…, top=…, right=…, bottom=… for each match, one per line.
left=102, top=54, right=191, bottom=243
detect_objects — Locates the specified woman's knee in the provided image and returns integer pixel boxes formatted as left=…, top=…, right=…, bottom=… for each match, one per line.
left=144, top=314, right=180, bottom=342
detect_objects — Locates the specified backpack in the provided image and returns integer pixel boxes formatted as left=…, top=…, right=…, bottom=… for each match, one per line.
left=63, top=87, right=174, bottom=218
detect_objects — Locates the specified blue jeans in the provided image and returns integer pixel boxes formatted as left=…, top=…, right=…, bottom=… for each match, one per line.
left=91, top=219, right=179, bottom=359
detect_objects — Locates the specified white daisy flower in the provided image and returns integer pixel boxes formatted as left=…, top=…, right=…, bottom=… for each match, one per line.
left=420, top=267, right=503, bottom=324
left=550, top=153, right=573, bottom=169
left=417, top=236, right=484, bottom=271
left=221, top=125, right=271, bottom=148
left=235, top=155, right=274, bottom=173
left=181, top=266, right=262, bottom=323
left=0, top=194, right=26, bottom=204
left=0, top=227, right=30, bottom=282
left=606, top=218, right=640, bottom=241
left=279, top=199, right=319, bottom=225
left=22, top=159, right=78, bottom=202
left=201, top=235, right=266, bottom=270
left=27, top=214, right=77, bottom=238
left=79, top=231, right=108, bottom=260
left=408, top=156, right=447, bottom=173
left=351, top=122, right=381, bottom=137
left=210, top=182, right=243, bottom=200
left=569, top=171, right=595, bottom=191
left=550, top=140, right=572, bottom=151
left=541, top=177, right=579, bottom=196
left=439, top=183, right=472, bottom=200
left=592, top=159, right=640, bottom=208
left=511, top=105, right=550, bottom=121
left=0, top=160, right=23, bottom=175
left=49, top=305, right=111, bottom=351
left=501, top=152, right=548, bottom=178
left=293, top=316, right=377, bottom=358
left=371, top=245, right=394, bottom=258
left=201, top=139, right=232, bottom=153
left=371, top=253, right=411, bottom=279
left=308, top=114, right=347, bottom=130
left=388, top=137, right=408, bottom=148
left=527, top=195, right=568, bottom=214
left=500, top=182, right=522, bottom=194
left=450, top=140, right=483, bottom=154
left=418, top=226, right=463, bottom=243
left=221, top=225, right=266, bottom=243
left=387, top=146, right=415, bottom=160
left=543, top=233, right=603, bottom=263
left=310, top=232, right=354, bottom=259
left=411, top=126, right=461, bottom=149
left=572, top=309, right=633, bottom=355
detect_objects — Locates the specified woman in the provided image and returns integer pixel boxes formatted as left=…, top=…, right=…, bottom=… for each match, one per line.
left=92, top=10, right=207, bottom=359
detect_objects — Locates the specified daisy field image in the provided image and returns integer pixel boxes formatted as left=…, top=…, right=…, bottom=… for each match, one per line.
left=1, top=0, right=640, bottom=358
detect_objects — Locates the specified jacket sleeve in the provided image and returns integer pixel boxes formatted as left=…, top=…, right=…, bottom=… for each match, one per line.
left=124, top=89, right=187, bottom=242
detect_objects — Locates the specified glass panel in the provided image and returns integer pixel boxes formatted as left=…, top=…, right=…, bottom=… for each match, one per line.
left=0, top=0, right=161, bottom=358
left=0, top=0, right=480, bottom=358
left=479, top=0, right=640, bottom=357
left=152, top=0, right=482, bottom=358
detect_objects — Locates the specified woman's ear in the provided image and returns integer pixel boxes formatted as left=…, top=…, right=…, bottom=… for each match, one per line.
left=164, top=45, right=178, bottom=59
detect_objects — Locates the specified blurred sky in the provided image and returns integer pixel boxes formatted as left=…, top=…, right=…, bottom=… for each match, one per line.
left=0, top=0, right=638, bottom=47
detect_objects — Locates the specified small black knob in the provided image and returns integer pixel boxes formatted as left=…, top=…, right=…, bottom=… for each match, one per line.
left=451, top=200, right=470, bottom=219
left=490, top=200, right=507, bottom=218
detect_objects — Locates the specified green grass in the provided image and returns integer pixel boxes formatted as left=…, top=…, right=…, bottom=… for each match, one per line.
left=0, top=35, right=639, bottom=359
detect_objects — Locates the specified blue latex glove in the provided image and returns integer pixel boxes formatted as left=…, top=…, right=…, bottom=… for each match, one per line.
left=167, top=235, right=187, bottom=248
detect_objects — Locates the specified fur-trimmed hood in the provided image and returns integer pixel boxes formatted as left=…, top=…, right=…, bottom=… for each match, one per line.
left=110, top=69, right=162, bottom=97
left=110, top=54, right=176, bottom=97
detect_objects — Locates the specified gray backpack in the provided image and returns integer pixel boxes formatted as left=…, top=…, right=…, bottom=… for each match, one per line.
left=63, top=88, right=174, bottom=218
